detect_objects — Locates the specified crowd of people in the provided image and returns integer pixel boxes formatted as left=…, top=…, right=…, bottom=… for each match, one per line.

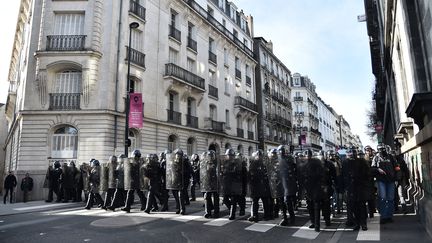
left=40, top=143, right=409, bottom=232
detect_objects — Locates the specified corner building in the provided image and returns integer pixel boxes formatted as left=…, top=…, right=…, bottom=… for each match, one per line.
left=4, top=0, right=258, bottom=201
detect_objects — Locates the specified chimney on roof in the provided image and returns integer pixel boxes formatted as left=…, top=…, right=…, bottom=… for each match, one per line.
left=266, top=40, right=273, bottom=53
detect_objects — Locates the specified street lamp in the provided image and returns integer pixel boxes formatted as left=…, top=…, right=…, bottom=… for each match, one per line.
left=124, top=22, right=140, bottom=157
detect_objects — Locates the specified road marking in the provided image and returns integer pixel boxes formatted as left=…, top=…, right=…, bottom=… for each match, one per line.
left=292, top=221, right=322, bottom=240
left=326, top=223, right=345, bottom=243
left=356, top=216, right=380, bottom=241
left=204, top=217, right=231, bottom=226
left=14, top=203, right=75, bottom=211
left=245, top=223, right=275, bottom=232
left=0, top=217, right=60, bottom=230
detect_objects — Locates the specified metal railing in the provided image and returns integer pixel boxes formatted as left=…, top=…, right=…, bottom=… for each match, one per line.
left=294, top=112, right=304, bottom=116
left=237, top=128, right=244, bottom=138
left=169, top=25, right=181, bottom=42
left=167, top=109, right=182, bottom=125
left=129, top=0, right=146, bottom=20
left=234, top=96, right=257, bottom=112
left=204, top=118, right=225, bottom=133
left=126, top=46, right=146, bottom=68
left=187, top=36, right=197, bottom=51
left=165, top=63, right=205, bottom=90
left=235, top=68, right=241, bottom=79
left=209, top=51, right=217, bottom=63
left=49, top=93, right=80, bottom=110
left=46, top=35, right=86, bottom=51
left=186, top=114, right=198, bottom=128
left=208, top=84, right=218, bottom=98
left=47, top=158, right=77, bottom=167
left=181, top=0, right=253, bottom=57
left=248, top=131, right=254, bottom=140
left=294, top=96, right=303, bottom=101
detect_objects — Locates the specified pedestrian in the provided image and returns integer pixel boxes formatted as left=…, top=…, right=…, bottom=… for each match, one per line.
left=3, top=171, right=17, bottom=204
left=372, top=143, right=399, bottom=224
left=20, top=173, right=34, bottom=202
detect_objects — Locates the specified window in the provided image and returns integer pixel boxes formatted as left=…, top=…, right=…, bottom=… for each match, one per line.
left=187, top=58, right=195, bottom=73
left=169, top=48, right=178, bottom=64
left=168, top=91, right=179, bottom=111
left=188, top=22, right=194, bottom=38
left=209, top=38, right=215, bottom=52
left=225, top=109, right=230, bottom=127
left=224, top=77, right=230, bottom=93
left=230, top=6, right=236, bottom=20
left=207, top=6, right=214, bottom=16
left=51, top=125, right=78, bottom=158
left=224, top=48, right=228, bottom=65
left=54, top=13, right=84, bottom=35
left=236, top=115, right=242, bottom=129
left=209, top=105, right=217, bottom=120
left=235, top=57, right=240, bottom=69
left=168, top=135, right=177, bottom=152
left=129, top=77, right=141, bottom=93
left=248, top=146, right=253, bottom=156
left=187, top=97, right=196, bottom=116
left=54, top=70, right=81, bottom=94
left=225, top=143, right=231, bottom=150
left=209, top=70, right=216, bottom=86
left=247, top=119, right=252, bottom=131
left=237, top=144, right=243, bottom=154
left=131, top=29, right=143, bottom=51
left=170, top=10, right=177, bottom=28
left=187, top=137, right=196, bottom=155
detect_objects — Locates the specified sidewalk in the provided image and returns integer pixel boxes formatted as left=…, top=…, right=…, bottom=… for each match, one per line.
left=0, top=200, right=82, bottom=216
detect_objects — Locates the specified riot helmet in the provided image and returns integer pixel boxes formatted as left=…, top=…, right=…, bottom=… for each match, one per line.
left=268, top=148, right=278, bottom=159
left=303, top=149, right=313, bottom=158
left=91, top=160, right=100, bottom=167
left=69, top=161, right=76, bottom=167
left=225, top=148, right=235, bottom=157
left=377, top=143, right=387, bottom=155
left=54, top=160, right=61, bottom=168
left=132, top=149, right=142, bottom=158
left=277, top=145, right=289, bottom=156
left=252, top=149, right=264, bottom=160
left=191, top=153, right=199, bottom=162
left=109, top=155, right=117, bottom=163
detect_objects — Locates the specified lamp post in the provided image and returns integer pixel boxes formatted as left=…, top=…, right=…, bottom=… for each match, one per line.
left=124, top=22, right=140, bottom=157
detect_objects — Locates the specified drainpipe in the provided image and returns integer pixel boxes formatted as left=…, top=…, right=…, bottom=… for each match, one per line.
left=114, top=0, right=124, bottom=151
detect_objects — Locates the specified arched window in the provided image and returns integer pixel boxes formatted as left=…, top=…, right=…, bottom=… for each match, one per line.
left=51, top=125, right=78, bottom=158
left=168, top=134, right=178, bottom=152
left=237, top=144, right=243, bottom=154
left=187, top=137, right=196, bottom=155
left=248, top=146, right=253, bottom=156
left=225, top=143, right=232, bottom=150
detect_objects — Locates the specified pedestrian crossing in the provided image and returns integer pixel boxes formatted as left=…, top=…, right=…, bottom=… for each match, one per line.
left=42, top=207, right=381, bottom=240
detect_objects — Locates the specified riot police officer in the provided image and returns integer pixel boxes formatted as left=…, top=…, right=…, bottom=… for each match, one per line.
left=200, top=150, right=220, bottom=218
left=85, top=160, right=104, bottom=209
left=159, top=151, right=170, bottom=211
left=277, top=145, right=297, bottom=225
left=102, top=156, right=117, bottom=210
left=143, top=154, right=162, bottom=213
left=166, top=149, right=186, bottom=215
left=247, top=150, right=271, bottom=222
left=182, top=154, right=192, bottom=206
left=108, top=154, right=126, bottom=211
left=304, top=149, right=327, bottom=232
left=342, top=147, right=369, bottom=231
left=122, top=150, right=147, bottom=213
left=190, top=154, right=200, bottom=201
left=321, top=150, right=336, bottom=226
left=45, top=161, right=62, bottom=203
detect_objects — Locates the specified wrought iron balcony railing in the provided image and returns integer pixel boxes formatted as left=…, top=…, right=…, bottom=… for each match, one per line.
left=167, top=109, right=182, bottom=125
left=165, top=63, right=205, bottom=90
left=234, top=96, right=257, bottom=112
left=294, top=96, right=303, bottom=101
left=186, top=114, right=198, bottom=128
left=126, top=46, right=146, bottom=68
left=46, top=35, right=86, bottom=51
left=187, top=36, right=197, bottom=52
left=208, top=84, right=218, bottom=98
left=129, top=0, right=146, bottom=20
left=169, top=25, right=181, bottom=42
left=204, top=118, right=225, bottom=133
left=209, top=51, right=217, bottom=64
left=235, top=68, right=241, bottom=79
left=49, top=93, right=80, bottom=110
left=237, top=128, right=244, bottom=138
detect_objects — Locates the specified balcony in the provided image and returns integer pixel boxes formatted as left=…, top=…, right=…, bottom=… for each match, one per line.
left=311, top=143, right=322, bottom=150
left=187, top=36, right=197, bottom=52
left=263, top=87, right=270, bottom=96
left=234, top=96, right=257, bottom=112
left=208, top=84, right=218, bottom=98
left=265, top=112, right=272, bottom=120
left=204, top=118, right=225, bottom=133
left=167, top=109, right=182, bottom=125
left=169, top=25, right=181, bottom=42
left=186, top=114, right=198, bottom=128
left=209, top=51, right=217, bottom=64
left=294, top=111, right=304, bottom=117
left=126, top=46, right=145, bottom=68
left=129, top=0, right=146, bottom=21
left=248, top=131, right=254, bottom=140
left=46, top=35, right=86, bottom=51
left=310, top=127, right=322, bottom=136
left=181, top=0, right=253, bottom=58
left=49, top=93, right=80, bottom=110
left=235, top=68, right=241, bottom=79
left=294, top=96, right=303, bottom=102
left=164, top=63, right=205, bottom=91
left=237, top=128, right=244, bottom=138
left=246, top=76, right=251, bottom=86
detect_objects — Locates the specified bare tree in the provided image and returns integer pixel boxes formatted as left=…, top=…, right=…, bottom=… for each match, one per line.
left=365, top=90, right=378, bottom=141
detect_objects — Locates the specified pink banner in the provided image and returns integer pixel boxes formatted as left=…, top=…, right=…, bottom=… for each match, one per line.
left=129, top=93, right=143, bottom=128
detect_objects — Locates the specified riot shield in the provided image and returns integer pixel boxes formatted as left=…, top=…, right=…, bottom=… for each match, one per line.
left=107, top=161, right=117, bottom=189
left=219, top=155, right=243, bottom=196
left=199, top=152, right=218, bottom=192
left=247, top=154, right=270, bottom=198
left=123, top=158, right=133, bottom=190
left=140, top=159, right=150, bottom=191
left=266, top=155, right=284, bottom=198
left=99, top=163, right=109, bottom=192
left=165, top=153, right=184, bottom=190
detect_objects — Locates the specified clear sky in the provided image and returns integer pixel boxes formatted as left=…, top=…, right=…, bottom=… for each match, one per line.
left=0, top=0, right=376, bottom=147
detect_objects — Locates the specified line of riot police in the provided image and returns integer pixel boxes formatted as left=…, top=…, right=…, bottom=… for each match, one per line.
left=42, top=145, right=385, bottom=232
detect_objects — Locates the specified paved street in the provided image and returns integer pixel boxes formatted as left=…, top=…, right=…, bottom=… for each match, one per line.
left=0, top=199, right=430, bottom=243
